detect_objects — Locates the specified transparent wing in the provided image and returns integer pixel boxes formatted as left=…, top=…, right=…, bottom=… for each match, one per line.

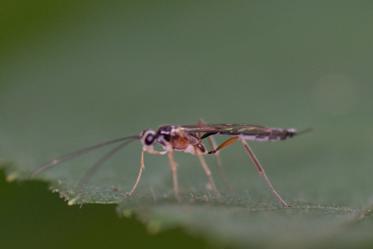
left=180, top=123, right=268, bottom=135
left=180, top=123, right=302, bottom=141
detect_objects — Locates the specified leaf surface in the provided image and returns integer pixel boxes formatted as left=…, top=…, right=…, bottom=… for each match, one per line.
left=1, top=2, right=373, bottom=248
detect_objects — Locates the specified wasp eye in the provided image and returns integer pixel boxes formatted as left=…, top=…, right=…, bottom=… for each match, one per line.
left=144, top=133, right=155, bottom=145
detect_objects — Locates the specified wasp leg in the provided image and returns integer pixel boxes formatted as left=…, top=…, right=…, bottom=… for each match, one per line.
left=208, top=136, right=239, bottom=154
left=197, top=119, right=232, bottom=191
left=194, top=147, right=221, bottom=197
left=145, top=147, right=167, bottom=156
left=206, top=135, right=223, bottom=168
left=127, top=150, right=146, bottom=196
left=127, top=148, right=167, bottom=196
left=167, top=151, right=181, bottom=201
left=197, top=119, right=223, bottom=166
left=239, top=138, right=289, bottom=208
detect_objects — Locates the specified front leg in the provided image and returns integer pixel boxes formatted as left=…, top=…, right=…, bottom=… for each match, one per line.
left=143, top=145, right=167, bottom=155
left=127, top=146, right=166, bottom=196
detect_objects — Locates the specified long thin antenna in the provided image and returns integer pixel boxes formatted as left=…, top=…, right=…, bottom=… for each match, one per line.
left=76, top=138, right=137, bottom=191
left=31, top=135, right=139, bottom=177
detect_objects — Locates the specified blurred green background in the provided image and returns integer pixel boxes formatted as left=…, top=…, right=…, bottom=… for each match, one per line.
left=0, top=172, right=213, bottom=249
left=1, top=1, right=373, bottom=248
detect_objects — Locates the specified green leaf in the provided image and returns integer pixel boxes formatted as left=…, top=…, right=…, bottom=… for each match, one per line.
left=1, top=1, right=373, bottom=248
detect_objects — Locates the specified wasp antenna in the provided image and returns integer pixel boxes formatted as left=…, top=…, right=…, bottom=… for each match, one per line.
left=31, top=135, right=140, bottom=177
left=76, top=138, right=137, bottom=191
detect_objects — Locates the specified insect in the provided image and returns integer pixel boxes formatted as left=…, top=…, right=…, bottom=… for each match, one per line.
left=32, top=122, right=309, bottom=207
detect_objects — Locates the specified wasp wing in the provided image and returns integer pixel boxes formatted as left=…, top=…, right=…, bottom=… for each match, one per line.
left=180, top=123, right=266, bottom=135
left=180, top=124, right=297, bottom=141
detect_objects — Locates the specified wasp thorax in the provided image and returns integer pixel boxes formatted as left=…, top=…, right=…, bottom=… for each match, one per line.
left=156, top=125, right=173, bottom=144
left=142, top=129, right=156, bottom=146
